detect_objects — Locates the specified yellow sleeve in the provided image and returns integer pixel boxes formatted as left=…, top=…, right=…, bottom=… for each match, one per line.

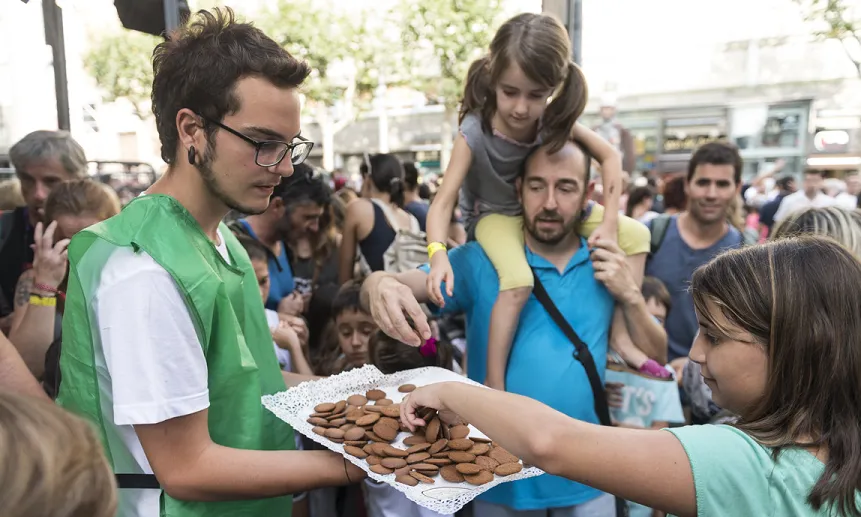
left=580, top=203, right=650, bottom=256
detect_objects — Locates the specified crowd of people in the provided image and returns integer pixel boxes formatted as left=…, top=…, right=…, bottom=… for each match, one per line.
left=0, top=6, right=860, bottom=517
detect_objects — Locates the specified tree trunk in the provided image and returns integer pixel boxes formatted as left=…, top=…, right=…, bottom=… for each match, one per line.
left=318, top=106, right=336, bottom=171
left=440, top=106, right=456, bottom=171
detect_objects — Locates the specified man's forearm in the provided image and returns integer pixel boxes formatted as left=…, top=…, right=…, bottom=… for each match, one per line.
left=0, top=334, right=49, bottom=399
left=166, top=447, right=354, bottom=501
left=620, top=294, right=667, bottom=364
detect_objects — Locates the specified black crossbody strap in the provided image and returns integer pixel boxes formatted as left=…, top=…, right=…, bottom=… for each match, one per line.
left=531, top=271, right=630, bottom=517
left=115, top=473, right=160, bottom=489
left=531, top=272, right=613, bottom=427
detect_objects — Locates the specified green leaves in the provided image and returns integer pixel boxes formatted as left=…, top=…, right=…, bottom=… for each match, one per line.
left=794, top=0, right=861, bottom=75
left=83, top=30, right=161, bottom=118
left=399, top=0, right=503, bottom=108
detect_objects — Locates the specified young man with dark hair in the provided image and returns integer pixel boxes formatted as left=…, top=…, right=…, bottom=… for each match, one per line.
left=57, top=9, right=362, bottom=517
left=645, top=141, right=744, bottom=378
left=773, top=169, right=836, bottom=222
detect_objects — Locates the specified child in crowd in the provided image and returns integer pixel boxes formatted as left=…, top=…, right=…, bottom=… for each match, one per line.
left=424, top=13, right=660, bottom=391
left=363, top=331, right=456, bottom=517
left=238, top=236, right=313, bottom=376
left=315, top=280, right=378, bottom=376
left=606, top=276, right=683, bottom=517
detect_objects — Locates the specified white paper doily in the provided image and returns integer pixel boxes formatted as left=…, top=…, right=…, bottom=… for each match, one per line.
left=262, top=364, right=544, bottom=514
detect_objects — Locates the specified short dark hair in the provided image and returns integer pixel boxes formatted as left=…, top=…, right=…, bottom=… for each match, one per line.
left=360, top=154, right=405, bottom=207
left=236, top=235, right=268, bottom=263
left=523, top=140, right=592, bottom=186
left=804, top=169, right=825, bottom=178
left=686, top=142, right=743, bottom=185
left=642, top=276, right=671, bottom=313
left=368, top=330, right=453, bottom=374
left=276, top=163, right=331, bottom=208
left=625, top=186, right=655, bottom=217
left=776, top=175, right=795, bottom=191
left=151, top=8, right=310, bottom=164
left=331, top=281, right=366, bottom=320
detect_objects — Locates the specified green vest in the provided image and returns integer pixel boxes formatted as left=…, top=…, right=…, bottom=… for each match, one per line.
left=57, top=194, right=294, bottom=517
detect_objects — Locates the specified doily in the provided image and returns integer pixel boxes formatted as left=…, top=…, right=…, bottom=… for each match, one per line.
left=263, top=364, right=544, bottom=514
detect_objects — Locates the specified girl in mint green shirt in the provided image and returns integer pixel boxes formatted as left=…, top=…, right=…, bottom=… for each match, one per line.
left=397, top=236, right=861, bottom=517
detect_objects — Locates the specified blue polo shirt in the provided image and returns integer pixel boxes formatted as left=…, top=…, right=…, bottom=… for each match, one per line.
left=237, top=219, right=295, bottom=310
left=421, top=238, right=615, bottom=510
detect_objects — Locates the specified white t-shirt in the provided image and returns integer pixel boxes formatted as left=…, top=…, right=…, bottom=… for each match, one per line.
left=266, top=308, right=293, bottom=372
left=363, top=479, right=452, bottom=517
left=94, top=230, right=228, bottom=517
left=773, top=190, right=837, bottom=222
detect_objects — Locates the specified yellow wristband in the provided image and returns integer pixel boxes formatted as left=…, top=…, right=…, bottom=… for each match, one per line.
left=29, top=294, right=57, bottom=307
left=427, top=242, right=447, bottom=260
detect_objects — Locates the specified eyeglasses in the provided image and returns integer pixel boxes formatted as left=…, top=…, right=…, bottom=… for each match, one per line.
left=196, top=113, right=314, bottom=167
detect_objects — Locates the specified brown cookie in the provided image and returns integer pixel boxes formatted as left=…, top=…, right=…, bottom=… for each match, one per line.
left=367, top=455, right=382, bottom=466
left=425, top=417, right=441, bottom=443
left=455, top=463, right=482, bottom=475
left=345, top=427, right=368, bottom=441
left=470, top=436, right=493, bottom=444
left=333, top=400, right=348, bottom=413
left=347, top=394, right=368, bottom=406
left=380, top=406, right=402, bottom=418
left=375, top=398, right=394, bottom=406
left=329, top=417, right=347, bottom=427
left=314, top=402, right=336, bottom=413
left=344, top=440, right=368, bottom=446
left=494, top=462, right=523, bottom=476
left=409, top=471, right=435, bottom=484
left=447, top=438, right=474, bottom=451
left=395, top=466, right=412, bottom=476
left=366, top=389, right=387, bottom=401
left=464, top=470, right=494, bottom=486
left=370, top=464, right=394, bottom=475
left=448, top=425, right=470, bottom=440
left=356, top=413, right=381, bottom=427
left=410, top=463, right=440, bottom=474
left=488, top=447, right=518, bottom=465
left=345, top=409, right=366, bottom=423
left=378, top=417, right=400, bottom=430
left=406, top=443, right=432, bottom=454
left=419, top=407, right=437, bottom=422
left=310, top=411, right=332, bottom=418
left=475, top=456, right=500, bottom=471
left=366, top=431, right=387, bottom=442
left=441, top=422, right=451, bottom=440
left=364, top=405, right=384, bottom=414
left=373, top=422, right=399, bottom=442
left=402, top=435, right=428, bottom=446
left=312, top=426, right=327, bottom=436
left=431, top=452, right=450, bottom=459
left=339, top=423, right=356, bottom=432
left=468, top=443, right=491, bottom=456
left=395, top=474, right=419, bottom=486
left=398, top=384, right=416, bottom=393
left=344, top=446, right=368, bottom=459
left=371, top=443, right=390, bottom=456
left=448, top=451, right=476, bottom=463
left=324, top=428, right=345, bottom=440
left=440, top=465, right=465, bottom=483
left=363, top=444, right=377, bottom=456
left=406, top=452, right=431, bottom=464
left=425, top=458, right=453, bottom=466
left=428, top=439, right=448, bottom=455
left=381, top=457, right=408, bottom=469
left=382, top=445, right=409, bottom=458
left=307, top=417, right=330, bottom=427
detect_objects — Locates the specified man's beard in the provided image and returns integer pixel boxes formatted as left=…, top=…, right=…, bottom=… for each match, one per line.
left=524, top=209, right=582, bottom=246
left=196, top=142, right=267, bottom=216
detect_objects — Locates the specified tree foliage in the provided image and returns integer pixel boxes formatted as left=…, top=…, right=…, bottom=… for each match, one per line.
left=796, top=0, right=861, bottom=76
left=399, top=0, right=504, bottom=108
left=83, top=30, right=161, bottom=118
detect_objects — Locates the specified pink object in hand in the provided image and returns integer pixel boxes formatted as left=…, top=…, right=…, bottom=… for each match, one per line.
left=419, top=337, right=438, bottom=357
left=638, top=359, right=671, bottom=379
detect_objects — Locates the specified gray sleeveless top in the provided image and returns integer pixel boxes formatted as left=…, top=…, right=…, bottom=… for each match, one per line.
left=458, top=112, right=542, bottom=233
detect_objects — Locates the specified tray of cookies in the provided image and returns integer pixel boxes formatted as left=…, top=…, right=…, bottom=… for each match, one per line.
left=262, top=364, right=544, bottom=514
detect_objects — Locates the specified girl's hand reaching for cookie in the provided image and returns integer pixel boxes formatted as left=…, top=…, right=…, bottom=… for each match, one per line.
left=400, top=383, right=451, bottom=432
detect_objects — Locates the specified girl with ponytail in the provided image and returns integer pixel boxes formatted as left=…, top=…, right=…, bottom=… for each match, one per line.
left=425, top=13, right=652, bottom=392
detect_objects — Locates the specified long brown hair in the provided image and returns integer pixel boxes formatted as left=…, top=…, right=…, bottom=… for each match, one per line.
left=459, top=13, right=587, bottom=153
left=692, top=237, right=861, bottom=516
left=0, top=392, right=117, bottom=517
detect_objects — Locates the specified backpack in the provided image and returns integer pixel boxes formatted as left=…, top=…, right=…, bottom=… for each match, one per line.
left=370, top=198, right=428, bottom=273
left=649, top=213, right=757, bottom=256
